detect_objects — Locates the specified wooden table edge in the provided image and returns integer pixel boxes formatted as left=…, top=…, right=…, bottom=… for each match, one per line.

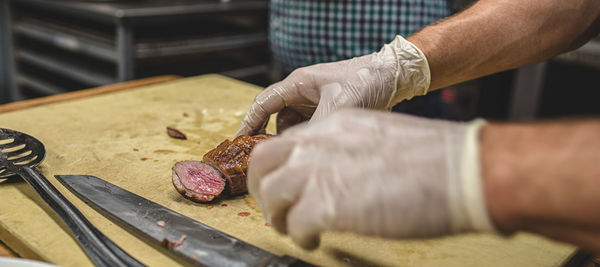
left=0, top=75, right=182, bottom=114
left=0, top=75, right=182, bottom=260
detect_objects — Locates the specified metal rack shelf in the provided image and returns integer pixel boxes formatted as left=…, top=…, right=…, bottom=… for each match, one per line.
left=136, top=32, right=267, bottom=58
left=11, top=0, right=268, bottom=22
left=14, top=16, right=268, bottom=61
left=3, top=0, right=270, bottom=101
left=17, top=49, right=116, bottom=86
left=13, top=18, right=116, bottom=62
left=17, top=73, right=66, bottom=95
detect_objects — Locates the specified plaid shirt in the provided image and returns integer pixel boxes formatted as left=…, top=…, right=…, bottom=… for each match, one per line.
left=270, top=0, right=451, bottom=73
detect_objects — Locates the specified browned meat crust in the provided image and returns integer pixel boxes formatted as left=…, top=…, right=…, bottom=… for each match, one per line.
left=202, top=134, right=271, bottom=195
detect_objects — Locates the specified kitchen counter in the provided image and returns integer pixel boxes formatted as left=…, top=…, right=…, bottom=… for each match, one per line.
left=0, top=74, right=589, bottom=267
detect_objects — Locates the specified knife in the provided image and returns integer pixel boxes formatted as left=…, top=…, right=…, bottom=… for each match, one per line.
left=54, top=175, right=314, bottom=267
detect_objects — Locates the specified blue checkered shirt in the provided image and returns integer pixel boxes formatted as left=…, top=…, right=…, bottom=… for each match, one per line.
left=270, top=0, right=451, bottom=73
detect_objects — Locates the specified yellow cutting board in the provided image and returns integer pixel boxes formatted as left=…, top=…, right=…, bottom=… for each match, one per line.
left=0, top=74, right=576, bottom=267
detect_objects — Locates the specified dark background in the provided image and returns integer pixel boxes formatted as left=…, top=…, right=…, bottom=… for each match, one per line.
left=0, top=0, right=599, bottom=122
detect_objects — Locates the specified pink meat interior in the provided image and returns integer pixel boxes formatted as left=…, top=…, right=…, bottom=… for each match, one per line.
left=173, top=161, right=225, bottom=200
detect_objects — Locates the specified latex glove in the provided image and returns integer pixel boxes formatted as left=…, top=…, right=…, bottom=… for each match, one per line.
left=236, top=35, right=430, bottom=136
left=248, top=109, right=496, bottom=249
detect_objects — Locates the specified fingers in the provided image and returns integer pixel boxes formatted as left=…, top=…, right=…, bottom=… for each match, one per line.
left=236, top=82, right=290, bottom=136
left=287, top=174, right=333, bottom=250
left=249, top=135, right=313, bottom=233
left=288, top=198, right=323, bottom=250
left=248, top=132, right=329, bottom=249
left=247, top=137, right=297, bottom=212
left=256, top=152, right=329, bottom=250
left=259, top=162, right=311, bottom=233
left=309, top=82, right=364, bottom=124
left=250, top=133, right=337, bottom=250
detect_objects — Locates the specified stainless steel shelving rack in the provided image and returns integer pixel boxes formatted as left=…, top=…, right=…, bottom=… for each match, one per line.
left=2, top=0, right=269, bottom=101
left=0, top=2, right=8, bottom=102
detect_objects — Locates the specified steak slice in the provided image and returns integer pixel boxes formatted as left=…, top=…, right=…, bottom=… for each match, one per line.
left=172, top=134, right=271, bottom=202
left=172, top=161, right=225, bottom=202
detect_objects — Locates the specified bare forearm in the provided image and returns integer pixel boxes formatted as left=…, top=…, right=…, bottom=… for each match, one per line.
left=408, top=0, right=600, bottom=90
left=481, top=119, right=600, bottom=253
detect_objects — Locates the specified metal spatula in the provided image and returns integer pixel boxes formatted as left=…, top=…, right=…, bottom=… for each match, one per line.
left=0, top=128, right=144, bottom=267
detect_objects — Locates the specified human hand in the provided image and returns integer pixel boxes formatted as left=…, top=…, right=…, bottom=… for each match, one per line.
left=236, top=35, right=431, bottom=136
left=247, top=109, right=496, bottom=249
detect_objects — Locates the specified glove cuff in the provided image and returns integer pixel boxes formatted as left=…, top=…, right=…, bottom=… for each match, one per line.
left=383, top=35, right=431, bottom=107
left=450, top=119, right=499, bottom=234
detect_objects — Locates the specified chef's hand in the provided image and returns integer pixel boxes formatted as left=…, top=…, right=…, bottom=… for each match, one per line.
left=236, top=35, right=431, bottom=136
left=247, top=109, right=497, bottom=249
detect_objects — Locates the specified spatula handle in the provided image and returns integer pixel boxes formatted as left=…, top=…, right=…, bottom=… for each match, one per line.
left=18, top=167, right=144, bottom=267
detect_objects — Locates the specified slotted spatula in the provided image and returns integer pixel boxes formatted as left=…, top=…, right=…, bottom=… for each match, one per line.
left=0, top=128, right=144, bottom=267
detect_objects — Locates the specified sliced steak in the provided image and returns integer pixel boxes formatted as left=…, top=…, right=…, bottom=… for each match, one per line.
left=172, top=134, right=272, bottom=202
left=172, top=161, right=225, bottom=202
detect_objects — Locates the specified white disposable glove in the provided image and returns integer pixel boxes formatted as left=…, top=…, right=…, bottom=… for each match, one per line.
left=248, top=109, right=496, bottom=249
left=237, top=35, right=431, bottom=136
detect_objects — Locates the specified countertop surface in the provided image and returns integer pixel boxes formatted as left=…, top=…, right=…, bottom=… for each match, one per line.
left=0, top=74, right=578, bottom=267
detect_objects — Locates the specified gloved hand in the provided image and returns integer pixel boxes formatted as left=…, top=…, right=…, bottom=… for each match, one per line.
left=247, top=109, right=496, bottom=249
left=236, top=35, right=431, bottom=136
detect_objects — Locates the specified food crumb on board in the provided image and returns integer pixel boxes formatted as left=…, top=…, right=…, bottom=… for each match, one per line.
left=157, top=221, right=165, bottom=227
left=133, top=148, right=139, bottom=152
left=237, top=212, right=251, bottom=217
left=140, top=157, right=148, bottom=161
left=161, top=235, right=187, bottom=249
left=166, top=127, right=187, bottom=140
left=206, top=205, right=214, bottom=210
left=183, top=112, right=189, bottom=117
left=264, top=223, right=271, bottom=227
left=220, top=203, right=228, bottom=207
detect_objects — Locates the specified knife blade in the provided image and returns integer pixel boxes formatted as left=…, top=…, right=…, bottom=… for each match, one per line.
left=54, top=174, right=313, bottom=267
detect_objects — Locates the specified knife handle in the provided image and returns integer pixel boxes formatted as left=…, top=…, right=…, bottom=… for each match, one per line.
left=18, top=167, right=145, bottom=267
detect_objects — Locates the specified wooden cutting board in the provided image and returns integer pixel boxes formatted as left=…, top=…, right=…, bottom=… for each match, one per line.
left=0, top=74, right=576, bottom=267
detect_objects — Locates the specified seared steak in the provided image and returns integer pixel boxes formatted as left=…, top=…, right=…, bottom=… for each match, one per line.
left=172, top=134, right=271, bottom=202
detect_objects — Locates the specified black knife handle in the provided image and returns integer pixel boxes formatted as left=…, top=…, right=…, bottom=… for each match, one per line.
left=18, top=167, right=145, bottom=267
